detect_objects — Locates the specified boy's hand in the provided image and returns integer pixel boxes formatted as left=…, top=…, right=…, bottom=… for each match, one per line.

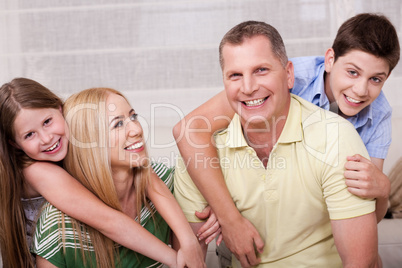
left=344, top=154, right=390, bottom=199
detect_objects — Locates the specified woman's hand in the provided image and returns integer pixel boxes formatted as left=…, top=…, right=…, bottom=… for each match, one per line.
left=176, top=237, right=206, bottom=268
left=195, top=206, right=223, bottom=245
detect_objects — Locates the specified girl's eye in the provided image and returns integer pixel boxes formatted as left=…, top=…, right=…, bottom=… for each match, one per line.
left=44, top=118, right=52, bottom=126
left=130, top=113, right=138, bottom=121
left=25, top=132, right=34, bottom=139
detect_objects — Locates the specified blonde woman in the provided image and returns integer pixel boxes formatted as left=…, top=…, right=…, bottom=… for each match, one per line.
left=32, top=88, right=207, bottom=268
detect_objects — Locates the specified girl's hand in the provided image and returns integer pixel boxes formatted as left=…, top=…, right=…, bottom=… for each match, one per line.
left=344, top=154, right=390, bottom=199
left=195, top=206, right=223, bottom=245
left=176, top=238, right=206, bottom=268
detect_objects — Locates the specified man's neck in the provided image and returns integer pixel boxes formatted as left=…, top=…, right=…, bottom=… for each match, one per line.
left=242, top=117, right=286, bottom=168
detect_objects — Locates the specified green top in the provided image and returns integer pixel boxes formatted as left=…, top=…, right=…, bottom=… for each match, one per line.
left=32, top=163, right=174, bottom=268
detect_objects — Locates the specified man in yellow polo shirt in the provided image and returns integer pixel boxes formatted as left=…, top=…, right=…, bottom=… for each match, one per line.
left=174, top=21, right=378, bottom=267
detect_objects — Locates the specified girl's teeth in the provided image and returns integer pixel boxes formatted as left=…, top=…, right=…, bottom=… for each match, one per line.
left=126, top=141, right=143, bottom=150
left=45, top=141, right=59, bottom=152
left=245, top=98, right=265, bottom=107
left=346, top=96, right=361, bottom=104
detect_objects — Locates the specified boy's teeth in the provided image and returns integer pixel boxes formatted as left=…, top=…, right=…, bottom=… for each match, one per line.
left=126, top=141, right=143, bottom=150
left=346, top=96, right=361, bottom=104
left=45, top=141, right=59, bottom=152
left=244, top=98, right=265, bottom=107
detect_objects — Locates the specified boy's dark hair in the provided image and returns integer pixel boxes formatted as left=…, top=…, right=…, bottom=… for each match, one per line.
left=332, top=13, right=400, bottom=72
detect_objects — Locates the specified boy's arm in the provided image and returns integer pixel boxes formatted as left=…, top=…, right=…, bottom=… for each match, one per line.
left=147, top=171, right=206, bottom=268
left=25, top=162, right=177, bottom=267
left=173, top=90, right=264, bottom=267
left=344, top=155, right=390, bottom=222
left=331, top=212, right=378, bottom=267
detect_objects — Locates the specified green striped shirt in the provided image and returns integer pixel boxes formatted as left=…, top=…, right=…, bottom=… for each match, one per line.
left=32, top=163, right=174, bottom=268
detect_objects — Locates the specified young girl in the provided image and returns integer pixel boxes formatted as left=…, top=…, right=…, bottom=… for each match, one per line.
left=32, top=87, right=206, bottom=267
left=0, top=78, right=217, bottom=267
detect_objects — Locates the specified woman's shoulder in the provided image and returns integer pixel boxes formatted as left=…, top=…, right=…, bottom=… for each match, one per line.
left=151, top=162, right=174, bottom=191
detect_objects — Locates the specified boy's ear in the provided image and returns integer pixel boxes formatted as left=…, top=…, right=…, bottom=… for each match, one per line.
left=324, top=48, right=335, bottom=73
left=9, top=139, right=21, bottom=149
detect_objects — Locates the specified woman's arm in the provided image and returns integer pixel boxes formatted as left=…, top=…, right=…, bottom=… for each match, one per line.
left=172, top=90, right=264, bottom=267
left=24, top=162, right=177, bottom=267
left=344, top=155, right=390, bottom=223
left=147, top=170, right=206, bottom=267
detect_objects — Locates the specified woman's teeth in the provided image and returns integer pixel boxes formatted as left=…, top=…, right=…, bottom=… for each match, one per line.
left=45, top=140, right=59, bottom=152
left=244, top=98, right=266, bottom=107
left=125, top=141, right=143, bottom=150
left=346, top=96, right=361, bottom=104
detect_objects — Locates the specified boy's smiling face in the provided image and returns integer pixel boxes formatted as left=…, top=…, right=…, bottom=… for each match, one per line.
left=324, top=48, right=390, bottom=117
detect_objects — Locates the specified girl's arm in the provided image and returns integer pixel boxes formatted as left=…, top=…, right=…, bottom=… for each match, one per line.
left=344, top=155, right=390, bottom=223
left=24, top=162, right=177, bottom=267
left=147, top=170, right=206, bottom=268
left=172, top=90, right=264, bottom=266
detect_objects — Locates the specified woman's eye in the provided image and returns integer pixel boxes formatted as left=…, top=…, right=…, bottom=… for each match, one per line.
left=130, top=113, right=138, bottom=121
left=114, top=121, right=124, bottom=128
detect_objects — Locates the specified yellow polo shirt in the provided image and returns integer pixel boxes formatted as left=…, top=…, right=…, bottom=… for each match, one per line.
left=174, top=94, right=375, bottom=267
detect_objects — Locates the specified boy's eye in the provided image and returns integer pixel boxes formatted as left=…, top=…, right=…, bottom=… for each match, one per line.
left=348, top=70, right=358, bottom=76
left=371, top=77, right=382, bottom=83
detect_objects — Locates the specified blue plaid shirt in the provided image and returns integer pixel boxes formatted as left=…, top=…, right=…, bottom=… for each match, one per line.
left=290, top=56, right=392, bottom=159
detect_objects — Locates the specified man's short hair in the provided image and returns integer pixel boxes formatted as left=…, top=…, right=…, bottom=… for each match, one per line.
left=219, top=20, right=288, bottom=69
left=332, top=13, right=400, bottom=72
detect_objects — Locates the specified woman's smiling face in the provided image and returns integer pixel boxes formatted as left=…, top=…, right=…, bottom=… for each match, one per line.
left=106, top=93, right=147, bottom=170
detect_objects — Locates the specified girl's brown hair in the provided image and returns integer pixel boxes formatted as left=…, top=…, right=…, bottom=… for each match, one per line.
left=0, top=78, right=62, bottom=268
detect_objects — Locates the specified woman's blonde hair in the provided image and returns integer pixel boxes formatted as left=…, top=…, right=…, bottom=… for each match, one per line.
left=62, top=88, right=151, bottom=267
left=389, top=157, right=402, bottom=218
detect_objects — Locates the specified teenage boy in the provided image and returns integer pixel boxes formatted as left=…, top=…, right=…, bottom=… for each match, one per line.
left=174, top=20, right=378, bottom=267
left=173, top=13, right=399, bottom=266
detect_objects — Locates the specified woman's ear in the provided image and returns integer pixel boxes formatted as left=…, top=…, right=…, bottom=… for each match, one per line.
left=324, top=48, right=335, bottom=73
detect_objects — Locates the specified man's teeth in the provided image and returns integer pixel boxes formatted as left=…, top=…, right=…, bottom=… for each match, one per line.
left=126, top=141, right=144, bottom=150
left=45, top=141, right=59, bottom=152
left=244, top=98, right=266, bottom=107
left=346, top=96, right=361, bottom=104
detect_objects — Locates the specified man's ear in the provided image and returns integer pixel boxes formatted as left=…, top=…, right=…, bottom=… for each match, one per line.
left=9, top=139, right=21, bottom=149
left=324, top=48, right=335, bottom=73
left=286, top=60, right=295, bottom=89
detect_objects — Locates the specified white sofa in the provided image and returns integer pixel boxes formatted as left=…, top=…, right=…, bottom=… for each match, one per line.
left=378, top=218, right=402, bottom=268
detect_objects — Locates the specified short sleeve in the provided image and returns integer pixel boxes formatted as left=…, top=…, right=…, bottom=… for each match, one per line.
left=173, top=156, right=208, bottom=223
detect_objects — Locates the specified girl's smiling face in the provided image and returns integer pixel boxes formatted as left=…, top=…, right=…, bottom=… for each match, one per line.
left=13, top=107, right=68, bottom=162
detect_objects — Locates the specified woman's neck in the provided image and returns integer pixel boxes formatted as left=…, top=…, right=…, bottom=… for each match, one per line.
left=112, top=168, right=136, bottom=217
